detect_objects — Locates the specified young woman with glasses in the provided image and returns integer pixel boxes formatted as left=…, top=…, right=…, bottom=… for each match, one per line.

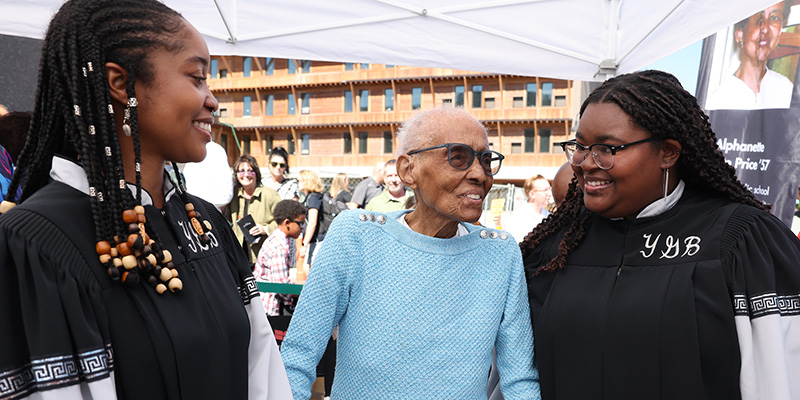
left=280, top=108, right=540, bottom=399
left=263, top=146, right=300, bottom=201
left=227, top=154, right=281, bottom=264
left=522, top=70, right=800, bottom=399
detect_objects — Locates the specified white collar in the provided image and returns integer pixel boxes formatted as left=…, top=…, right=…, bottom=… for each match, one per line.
left=397, top=214, right=469, bottom=237
left=636, top=180, right=685, bottom=219
left=49, top=156, right=178, bottom=206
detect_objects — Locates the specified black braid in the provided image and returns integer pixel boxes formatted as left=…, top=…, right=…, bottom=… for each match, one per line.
left=521, top=70, right=768, bottom=275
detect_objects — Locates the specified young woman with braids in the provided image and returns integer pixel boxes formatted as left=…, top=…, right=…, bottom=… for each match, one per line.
left=522, top=70, right=800, bottom=400
left=0, top=0, right=290, bottom=398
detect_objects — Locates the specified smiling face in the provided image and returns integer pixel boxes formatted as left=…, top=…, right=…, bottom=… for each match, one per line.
left=737, top=2, right=785, bottom=64
left=574, top=103, right=666, bottom=219
left=406, top=114, right=492, bottom=224
left=235, top=159, right=258, bottom=190
left=133, top=21, right=217, bottom=164
left=384, top=164, right=404, bottom=197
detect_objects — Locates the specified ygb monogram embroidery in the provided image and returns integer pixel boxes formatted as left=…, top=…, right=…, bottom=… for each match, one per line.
left=178, top=220, right=219, bottom=253
left=640, top=233, right=701, bottom=259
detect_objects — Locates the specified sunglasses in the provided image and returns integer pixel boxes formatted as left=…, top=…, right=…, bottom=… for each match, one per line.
left=290, top=219, right=306, bottom=228
left=270, top=162, right=287, bottom=168
left=407, top=143, right=504, bottom=176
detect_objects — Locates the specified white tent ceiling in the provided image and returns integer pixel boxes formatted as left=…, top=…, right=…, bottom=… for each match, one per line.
left=0, top=0, right=781, bottom=81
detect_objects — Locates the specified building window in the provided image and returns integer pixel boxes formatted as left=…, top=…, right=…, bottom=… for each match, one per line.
left=343, top=133, right=352, bottom=154
left=265, top=58, right=274, bottom=75
left=219, top=69, right=228, bottom=78
left=301, top=60, right=311, bottom=73
left=442, top=98, right=453, bottom=107
left=210, top=59, right=218, bottom=79
left=471, top=85, right=482, bottom=108
left=524, top=129, right=535, bottom=153
left=359, top=89, right=369, bottom=112
left=243, top=135, right=251, bottom=154
left=412, top=87, right=422, bottom=110
left=385, top=88, right=394, bottom=111
left=288, top=60, right=296, bottom=74
left=266, top=94, right=274, bottom=116
left=361, top=63, right=370, bottom=69
left=263, top=135, right=273, bottom=153
left=301, top=93, right=310, bottom=114
left=513, top=96, right=523, bottom=108
left=555, top=95, right=566, bottom=107
left=288, top=93, right=296, bottom=115
left=511, top=142, right=522, bottom=154
left=221, top=133, right=228, bottom=153
left=526, top=83, right=537, bottom=107
left=359, top=131, right=368, bottom=154
left=383, top=131, right=392, bottom=154
left=454, top=85, right=465, bottom=107
left=243, top=57, right=252, bottom=77
left=539, top=128, right=552, bottom=153
left=386, top=64, right=395, bottom=68
left=344, top=90, right=353, bottom=112
left=287, top=134, right=295, bottom=154
left=301, top=133, right=310, bottom=155
left=243, top=96, right=252, bottom=116
left=542, top=82, right=553, bottom=106
left=345, top=63, right=354, bottom=70
left=485, top=97, right=495, bottom=109
left=218, top=108, right=228, bottom=118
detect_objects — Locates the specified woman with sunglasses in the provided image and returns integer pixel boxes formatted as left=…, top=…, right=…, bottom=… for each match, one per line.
left=522, top=70, right=800, bottom=399
left=227, top=154, right=281, bottom=263
left=281, top=108, right=540, bottom=399
left=264, top=146, right=300, bottom=201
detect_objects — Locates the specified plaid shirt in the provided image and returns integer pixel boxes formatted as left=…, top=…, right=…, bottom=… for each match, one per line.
left=254, top=228, right=296, bottom=315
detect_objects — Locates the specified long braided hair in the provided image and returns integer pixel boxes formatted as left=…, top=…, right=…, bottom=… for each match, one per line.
left=520, top=70, right=768, bottom=274
left=3, top=0, right=205, bottom=292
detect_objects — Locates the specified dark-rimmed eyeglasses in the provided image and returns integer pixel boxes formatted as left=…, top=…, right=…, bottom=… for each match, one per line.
left=407, top=143, right=504, bottom=176
left=290, top=219, right=306, bottom=228
left=555, top=138, right=655, bottom=170
left=236, top=170, right=256, bottom=176
left=270, top=162, right=287, bottom=168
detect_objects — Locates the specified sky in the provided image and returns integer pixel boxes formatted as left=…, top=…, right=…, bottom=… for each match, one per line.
left=642, top=39, right=704, bottom=96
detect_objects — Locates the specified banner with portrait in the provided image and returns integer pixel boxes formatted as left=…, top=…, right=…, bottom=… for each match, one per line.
left=696, top=0, right=800, bottom=226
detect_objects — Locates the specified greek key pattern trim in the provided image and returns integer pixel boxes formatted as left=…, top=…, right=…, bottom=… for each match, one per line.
left=734, top=293, right=800, bottom=318
left=240, top=275, right=260, bottom=305
left=0, top=344, right=113, bottom=399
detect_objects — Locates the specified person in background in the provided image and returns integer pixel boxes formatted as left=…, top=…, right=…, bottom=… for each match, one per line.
left=183, top=134, right=233, bottom=213
left=263, top=146, right=300, bottom=201
left=227, top=154, right=281, bottom=263
left=0, top=0, right=290, bottom=397
left=365, top=159, right=413, bottom=212
left=351, top=160, right=385, bottom=208
left=298, top=169, right=327, bottom=267
left=504, top=174, right=551, bottom=243
left=550, top=162, right=574, bottom=209
left=0, top=145, right=13, bottom=198
left=0, top=111, right=31, bottom=163
left=281, top=107, right=540, bottom=399
left=523, top=70, right=800, bottom=399
left=330, top=172, right=356, bottom=210
left=254, top=199, right=306, bottom=316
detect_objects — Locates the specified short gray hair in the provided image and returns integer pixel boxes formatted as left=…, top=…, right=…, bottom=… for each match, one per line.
left=395, top=107, right=487, bottom=156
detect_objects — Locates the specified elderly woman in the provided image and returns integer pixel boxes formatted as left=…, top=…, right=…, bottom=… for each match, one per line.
left=281, top=108, right=540, bottom=399
left=523, top=70, right=800, bottom=399
left=706, top=1, right=792, bottom=110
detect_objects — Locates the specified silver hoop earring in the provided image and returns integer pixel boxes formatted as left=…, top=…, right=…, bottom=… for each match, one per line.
left=122, top=97, right=138, bottom=137
left=663, top=168, right=669, bottom=203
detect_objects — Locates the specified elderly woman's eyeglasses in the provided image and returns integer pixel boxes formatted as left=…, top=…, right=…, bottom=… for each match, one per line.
left=555, top=138, right=655, bottom=170
left=407, top=143, right=504, bottom=176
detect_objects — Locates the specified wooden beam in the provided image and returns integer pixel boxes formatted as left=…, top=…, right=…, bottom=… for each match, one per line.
left=349, top=82, right=357, bottom=112
left=498, top=76, right=504, bottom=110
left=391, top=80, right=397, bottom=115
left=253, top=56, right=263, bottom=73
left=429, top=78, right=435, bottom=108
left=220, top=56, right=233, bottom=75
left=254, top=88, right=263, bottom=117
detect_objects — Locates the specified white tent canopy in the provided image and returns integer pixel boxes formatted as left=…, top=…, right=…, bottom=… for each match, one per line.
left=0, top=0, right=780, bottom=81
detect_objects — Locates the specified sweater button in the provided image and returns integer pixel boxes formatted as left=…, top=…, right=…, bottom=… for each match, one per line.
left=368, top=213, right=376, bottom=222
left=359, top=213, right=368, bottom=221
left=480, top=230, right=488, bottom=238
left=377, top=215, right=386, bottom=224
left=490, top=231, right=498, bottom=239
left=499, top=232, right=509, bottom=240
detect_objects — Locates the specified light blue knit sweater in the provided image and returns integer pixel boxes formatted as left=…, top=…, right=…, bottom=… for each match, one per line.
left=281, top=209, right=540, bottom=400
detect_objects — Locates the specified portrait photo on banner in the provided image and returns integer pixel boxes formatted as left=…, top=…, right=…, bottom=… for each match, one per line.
left=704, top=0, right=799, bottom=111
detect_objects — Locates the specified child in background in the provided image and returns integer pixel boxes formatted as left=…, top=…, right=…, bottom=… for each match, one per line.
left=254, top=200, right=307, bottom=315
